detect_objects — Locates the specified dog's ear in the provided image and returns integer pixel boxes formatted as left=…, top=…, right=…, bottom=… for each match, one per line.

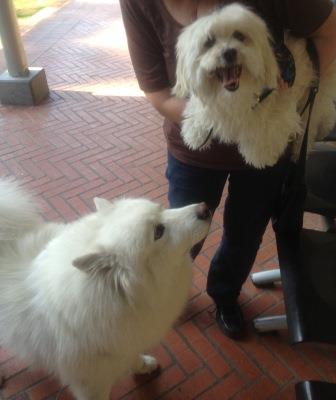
left=262, top=37, right=279, bottom=89
left=73, top=252, right=131, bottom=295
left=94, top=197, right=111, bottom=211
left=72, top=252, right=113, bottom=272
left=172, top=28, right=194, bottom=98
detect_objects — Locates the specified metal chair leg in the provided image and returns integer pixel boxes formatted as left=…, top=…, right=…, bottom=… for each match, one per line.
left=251, top=269, right=281, bottom=287
left=253, top=315, right=288, bottom=332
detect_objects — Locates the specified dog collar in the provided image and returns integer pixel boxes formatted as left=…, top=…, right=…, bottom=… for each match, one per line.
left=252, top=42, right=296, bottom=110
left=274, top=42, right=296, bottom=87
left=252, top=87, right=275, bottom=109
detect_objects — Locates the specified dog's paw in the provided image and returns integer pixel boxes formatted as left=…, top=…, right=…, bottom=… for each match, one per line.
left=181, top=133, right=201, bottom=150
left=133, top=355, right=159, bottom=375
left=181, top=129, right=212, bottom=151
left=246, top=154, right=279, bottom=169
left=239, top=141, right=285, bottom=169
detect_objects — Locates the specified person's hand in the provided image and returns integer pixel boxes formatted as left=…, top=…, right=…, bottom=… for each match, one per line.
left=145, top=89, right=187, bottom=124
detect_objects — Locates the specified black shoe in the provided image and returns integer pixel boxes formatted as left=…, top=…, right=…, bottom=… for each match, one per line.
left=216, top=302, right=246, bottom=339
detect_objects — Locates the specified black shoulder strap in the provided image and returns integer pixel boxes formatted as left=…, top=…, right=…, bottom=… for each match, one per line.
left=298, top=39, right=320, bottom=164
left=294, top=38, right=320, bottom=181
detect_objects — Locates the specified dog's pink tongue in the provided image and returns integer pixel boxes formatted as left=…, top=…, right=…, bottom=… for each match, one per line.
left=223, top=67, right=239, bottom=90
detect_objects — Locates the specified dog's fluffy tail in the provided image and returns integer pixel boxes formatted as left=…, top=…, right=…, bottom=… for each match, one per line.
left=0, top=179, right=42, bottom=240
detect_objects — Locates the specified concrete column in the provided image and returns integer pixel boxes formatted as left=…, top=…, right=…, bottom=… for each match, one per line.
left=0, top=0, right=29, bottom=77
left=0, top=0, right=49, bottom=105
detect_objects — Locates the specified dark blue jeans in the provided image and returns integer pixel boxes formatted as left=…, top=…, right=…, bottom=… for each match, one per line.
left=166, top=152, right=290, bottom=306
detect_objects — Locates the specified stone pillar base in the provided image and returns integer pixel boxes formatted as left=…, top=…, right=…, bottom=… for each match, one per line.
left=0, top=67, right=49, bottom=105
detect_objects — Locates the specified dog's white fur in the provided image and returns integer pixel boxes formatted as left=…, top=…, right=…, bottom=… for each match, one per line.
left=173, top=3, right=336, bottom=168
left=0, top=179, right=210, bottom=400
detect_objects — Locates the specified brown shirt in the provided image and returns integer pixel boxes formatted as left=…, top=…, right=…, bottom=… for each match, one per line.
left=120, top=0, right=333, bottom=170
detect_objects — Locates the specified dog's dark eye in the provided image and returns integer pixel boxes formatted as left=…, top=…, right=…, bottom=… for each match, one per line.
left=233, top=31, right=246, bottom=42
left=204, top=34, right=216, bottom=49
left=154, top=224, right=165, bottom=241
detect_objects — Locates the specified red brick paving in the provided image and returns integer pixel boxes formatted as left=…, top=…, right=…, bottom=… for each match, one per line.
left=0, top=1, right=335, bottom=399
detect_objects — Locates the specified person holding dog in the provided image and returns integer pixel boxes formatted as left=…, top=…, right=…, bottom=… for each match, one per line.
left=120, top=0, right=336, bottom=339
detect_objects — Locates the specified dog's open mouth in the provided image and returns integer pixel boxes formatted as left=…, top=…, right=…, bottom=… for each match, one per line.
left=215, top=65, right=242, bottom=91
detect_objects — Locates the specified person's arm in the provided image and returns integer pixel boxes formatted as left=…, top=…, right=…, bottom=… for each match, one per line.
left=120, top=1, right=186, bottom=124
left=310, top=7, right=336, bottom=75
left=145, top=89, right=186, bottom=124
left=282, top=0, right=335, bottom=75
left=121, top=0, right=179, bottom=115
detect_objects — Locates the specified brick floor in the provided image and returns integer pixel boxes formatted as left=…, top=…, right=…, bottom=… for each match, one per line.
left=0, top=1, right=335, bottom=399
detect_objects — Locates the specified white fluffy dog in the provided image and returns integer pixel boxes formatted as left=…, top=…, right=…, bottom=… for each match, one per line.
left=0, top=179, right=211, bottom=400
left=173, top=3, right=336, bottom=168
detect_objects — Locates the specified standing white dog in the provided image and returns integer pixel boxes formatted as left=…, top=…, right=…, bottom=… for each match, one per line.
left=173, top=3, right=336, bottom=168
left=0, top=179, right=211, bottom=400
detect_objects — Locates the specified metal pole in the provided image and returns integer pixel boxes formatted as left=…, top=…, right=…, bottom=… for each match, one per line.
left=253, top=315, right=288, bottom=332
left=251, top=269, right=282, bottom=287
left=0, top=0, right=29, bottom=77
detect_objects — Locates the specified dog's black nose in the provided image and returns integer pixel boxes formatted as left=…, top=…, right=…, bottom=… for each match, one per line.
left=196, top=202, right=211, bottom=220
left=222, top=48, right=237, bottom=64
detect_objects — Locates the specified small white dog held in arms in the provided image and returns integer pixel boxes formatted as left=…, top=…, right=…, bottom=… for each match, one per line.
left=173, top=3, right=336, bottom=168
left=0, top=179, right=211, bottom=400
